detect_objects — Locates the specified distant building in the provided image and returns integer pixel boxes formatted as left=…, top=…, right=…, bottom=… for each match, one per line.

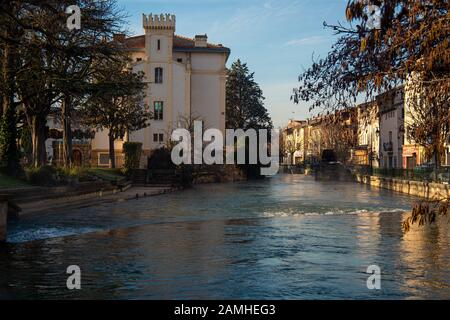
left=45, top=111, right=92, bottom=167
left=282, top=120, right=307, bottom=165
left=377, top=87, right=404, bottom=169
left=282, top=110, right=357, bottom=165
left=354, top=101, right=380, bottom=167
left=403, top=75, right=429, bottom=169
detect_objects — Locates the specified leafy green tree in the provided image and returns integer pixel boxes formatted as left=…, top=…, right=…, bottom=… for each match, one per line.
left=82, top=58, right=151, bottom=169
left=226, top=60, right=273, bottom=178
left=0, top=1, right=22, bottom=175
left=1, top=0, right=126, bottom=168
left=226, top=60, right=272, bottom=130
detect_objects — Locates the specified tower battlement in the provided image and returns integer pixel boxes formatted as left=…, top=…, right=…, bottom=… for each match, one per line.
left=143, top=14, right=176, bottom=31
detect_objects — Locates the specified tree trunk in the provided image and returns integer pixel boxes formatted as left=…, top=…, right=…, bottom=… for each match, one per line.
left=108, top=132, right=116, bottom=169
left=62, top=95, right=73, bottom=168
left=30, top=114, right=47, bottom=168
left=0, top=39, right=20, bottom=174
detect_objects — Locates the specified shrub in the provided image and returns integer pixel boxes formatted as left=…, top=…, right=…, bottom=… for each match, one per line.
left=57, top=167, right=91, bottom=183
left=123, top=142, right=143, bottom=175
left=148, top=147, right=174, bottom=170
left=25, top=166, right=58, bottom=186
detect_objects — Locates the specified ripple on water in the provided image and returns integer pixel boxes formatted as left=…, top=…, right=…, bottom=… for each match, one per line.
left=1, top=175, right=449, bottom=299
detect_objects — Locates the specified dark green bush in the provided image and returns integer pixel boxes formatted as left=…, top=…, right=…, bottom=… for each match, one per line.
left=123, top=142, right=143, bottom=174
left=25, top=166, right=58, bottom=186
left=148, top=147, right=175, bottom=170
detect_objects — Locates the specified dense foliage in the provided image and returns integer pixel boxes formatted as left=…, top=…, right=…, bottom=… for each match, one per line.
left=0, top=0, right=149, bottom=173
left=123, top=142, right=143, bottom=174
left=226, top=60, right=272, bottom=130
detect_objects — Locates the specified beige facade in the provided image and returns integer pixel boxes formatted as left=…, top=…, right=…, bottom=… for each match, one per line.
left=354, top=102, right=380, bottom=167
left=91, top=14, right=230, bottom=168
left=403, top=74, right=428, bottom=169
left=282, top=120, right=307, bottom=165
left=377, top=87, right=405, bottom=169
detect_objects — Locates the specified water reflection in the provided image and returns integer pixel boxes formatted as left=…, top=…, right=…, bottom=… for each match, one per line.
left=0, top=175, right=449, bottom=299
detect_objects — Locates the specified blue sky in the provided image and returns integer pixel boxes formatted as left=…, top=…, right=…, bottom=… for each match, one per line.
left=117, top=0, right=349, bottom=128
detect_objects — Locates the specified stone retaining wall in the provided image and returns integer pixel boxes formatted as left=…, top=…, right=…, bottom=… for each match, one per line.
left=193, top=165, right=247, bottom=185
left=355, top=174, right=450, bottom=200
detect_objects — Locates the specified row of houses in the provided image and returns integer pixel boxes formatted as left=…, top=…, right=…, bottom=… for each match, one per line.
left=282, top=86, right=450, bottom=169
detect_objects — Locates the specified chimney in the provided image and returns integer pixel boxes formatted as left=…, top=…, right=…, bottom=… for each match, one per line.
left=194, top=34, right=208, bottom=48
left=113, top=33, right=126, bottom=43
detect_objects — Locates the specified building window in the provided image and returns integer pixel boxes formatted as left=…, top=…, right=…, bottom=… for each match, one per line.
left=389, top=131, right=393, bottom=142
left=153, top=133, right=164, bottom=143
left=98, top=154, right=110, bottom=166
left=154, top=101, right=163, bottom=120
left=155, top=67, right=163, bottom=83
left=177, top=58, right=183, bottom=63
left=157, top=39, right=161, bottom=51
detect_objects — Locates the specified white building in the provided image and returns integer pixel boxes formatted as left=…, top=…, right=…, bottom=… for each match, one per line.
left=377, top=87, right=404, bottom=169
left=91, top=14, right=230, bottom=168
left=354, top=101, right=380, bottom=167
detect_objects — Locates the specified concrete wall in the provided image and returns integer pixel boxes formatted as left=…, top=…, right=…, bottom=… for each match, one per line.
left=379, top=107, right=403, bottom=168
left=355, top=174, right=450, bottom=200
left=190, top=52, right=227, bottom=134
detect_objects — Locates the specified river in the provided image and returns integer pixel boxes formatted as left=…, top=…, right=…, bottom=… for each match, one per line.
left=0, top=175, right=449, bottom=299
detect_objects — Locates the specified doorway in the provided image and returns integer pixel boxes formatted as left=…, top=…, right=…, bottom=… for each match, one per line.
left=72, top=149, right=83, bottom=167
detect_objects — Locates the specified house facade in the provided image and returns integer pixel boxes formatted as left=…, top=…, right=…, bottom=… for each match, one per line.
left=91, top=14, right=230, bottom=168
left=282, top=120, right=307, bottom=165
left=377, top=88, right=405, bottom=169
left=354, top=101, right=380, bottom=167
left=402, top=74, right=429, bottom=169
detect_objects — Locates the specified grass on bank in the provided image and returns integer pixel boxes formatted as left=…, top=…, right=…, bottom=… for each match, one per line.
left=0, top=173, right=31, bottom=188
left=0, top=167, right=125, bottom=188
left=85, top=168, right=125, bottom=183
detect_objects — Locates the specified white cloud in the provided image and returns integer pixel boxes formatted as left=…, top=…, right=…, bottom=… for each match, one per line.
left=285, top=36, right=328, bottom=46
left=208, top=0, right=303, bottom=37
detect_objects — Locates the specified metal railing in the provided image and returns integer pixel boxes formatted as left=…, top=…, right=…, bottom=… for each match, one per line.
left=352, top=165, right=450, bottom=184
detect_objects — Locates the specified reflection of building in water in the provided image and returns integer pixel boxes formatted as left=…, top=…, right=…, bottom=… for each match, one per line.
left=355, top=212, right=381, bottom=259
left=400, top=219, right=450, bottom=297
left=138, top=219, right=228, bottom=290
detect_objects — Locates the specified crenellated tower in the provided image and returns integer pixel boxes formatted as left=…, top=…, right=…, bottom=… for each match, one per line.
left=142, top=14, right=176, bottom=144
left=143, top=14, right=176, bottom=31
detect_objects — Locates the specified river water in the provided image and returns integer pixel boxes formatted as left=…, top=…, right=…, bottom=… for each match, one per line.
left=0, top=175, right=449, bottom=299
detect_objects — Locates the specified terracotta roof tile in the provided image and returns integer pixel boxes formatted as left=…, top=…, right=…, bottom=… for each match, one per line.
left=122, top=34, right=229, bottom=53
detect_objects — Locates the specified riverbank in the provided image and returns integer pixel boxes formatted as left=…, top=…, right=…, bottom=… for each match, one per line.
left=355, top=174, right=450, bottom=200
left=17, top=185, right=182, bottom=216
